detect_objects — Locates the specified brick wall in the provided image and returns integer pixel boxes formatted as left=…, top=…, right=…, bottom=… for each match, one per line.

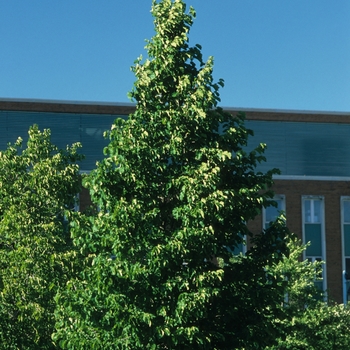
left=249, top=179, right=350, bottom=303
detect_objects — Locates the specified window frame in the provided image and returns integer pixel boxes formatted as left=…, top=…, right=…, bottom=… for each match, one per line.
left=302, top=195, right=327, bottom=292
left=341, top=196, right=350, bottom=271
left=262, top=195, right=286, bottom=229
left=231, top=233, right=247, bottom=256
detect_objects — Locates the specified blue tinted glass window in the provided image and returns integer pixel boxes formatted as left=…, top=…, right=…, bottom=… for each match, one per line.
left=344, top=225, right=350, bottom=256
left=305, top=224, right=322, bottom=257
left=344, top=201, right=350, bottom=223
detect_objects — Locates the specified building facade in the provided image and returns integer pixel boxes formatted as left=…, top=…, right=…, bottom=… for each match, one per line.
left=240, top=108, right=350, bottom=303
left=1, top=99, right=349, bottom=303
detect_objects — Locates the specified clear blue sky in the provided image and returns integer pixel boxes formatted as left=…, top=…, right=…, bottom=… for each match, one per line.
left=1, top=0, right=349, bottom=112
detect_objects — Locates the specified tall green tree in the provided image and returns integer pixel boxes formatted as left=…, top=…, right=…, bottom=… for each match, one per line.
left=54, top=1, right=290, bottom=349
left=0, top=126, right=83, bottom=349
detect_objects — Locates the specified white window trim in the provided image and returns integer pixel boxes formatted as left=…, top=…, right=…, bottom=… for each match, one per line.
left=341, top=196, right=350, bottom=274
left=74, top=193, right=80, bottom=212
left=302, top=195, right=327, bottom=292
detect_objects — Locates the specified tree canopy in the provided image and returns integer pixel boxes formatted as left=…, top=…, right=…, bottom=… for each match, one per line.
left=53, top=1, right=291, bottom=349
left=0, top=126, right=83, bottom=349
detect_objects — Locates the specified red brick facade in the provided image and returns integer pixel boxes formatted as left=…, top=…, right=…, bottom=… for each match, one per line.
left=248, top=179, right=350, bottom=303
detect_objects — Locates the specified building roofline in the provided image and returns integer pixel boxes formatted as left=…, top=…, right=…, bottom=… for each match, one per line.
left=0, top=98, right=349, bottom=122
left=0, top=98, right=136, bottom=115
left=0, top=97, right=135, bottom=106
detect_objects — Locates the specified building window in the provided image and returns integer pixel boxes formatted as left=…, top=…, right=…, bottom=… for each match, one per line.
left=302, top=196, right=326, bottom=292
left=341, top=197, right=350, bottom=302
left=263, top=195, right=285, bottom=229
left=231, top=234, right=247, bottom=255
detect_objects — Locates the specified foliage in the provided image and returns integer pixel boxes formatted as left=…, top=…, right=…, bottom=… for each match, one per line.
left=0, top=126, right=83, bottom=349
left=265, top=237, right=350, bottom=350
left=267, top=236, right=324, bottom=312
left=297, top=304, right=350, bottom=349
left=53, top=0, right=293, bottom=349
left=267, top=303, right=350, bottom=350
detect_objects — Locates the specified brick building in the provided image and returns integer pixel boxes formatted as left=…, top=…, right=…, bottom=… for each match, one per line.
left=239, top=108, right=350, bottom=303
left=1, top=98, right=349, bottom=303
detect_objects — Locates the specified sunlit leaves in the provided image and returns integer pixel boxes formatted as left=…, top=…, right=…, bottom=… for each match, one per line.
left=264, top=237, right=350, bottom=350
left=0, top=125, right=83, bottom=349
left=54, top=1, right=287, bottom=349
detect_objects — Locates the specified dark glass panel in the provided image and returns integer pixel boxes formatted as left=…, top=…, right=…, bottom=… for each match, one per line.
left=305, top=224, right=322, bottom=257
